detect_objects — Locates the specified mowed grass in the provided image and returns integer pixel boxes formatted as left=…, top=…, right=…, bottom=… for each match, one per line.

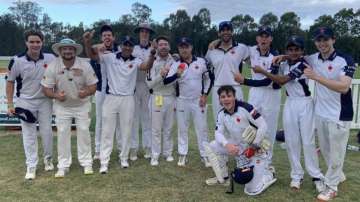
left=0, top=111, right=359, bottom=202
left=0, top=60, right=9, bottom=69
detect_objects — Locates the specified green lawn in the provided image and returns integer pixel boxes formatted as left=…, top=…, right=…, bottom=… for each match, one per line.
left=0, top=108, right=359, bottom=201
left=0, top=60, right=9, bottom=69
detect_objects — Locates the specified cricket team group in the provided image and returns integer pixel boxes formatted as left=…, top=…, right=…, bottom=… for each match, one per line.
left=5, top=20, right=355, bottom=201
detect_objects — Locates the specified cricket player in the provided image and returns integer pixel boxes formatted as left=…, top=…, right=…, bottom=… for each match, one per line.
left=303, top=27, right=355, bottom=201
left=130, top=23, right=155, bottom=161
left=90, top=25, right=122, bottom=160
left=83, top=31, right=152, bottom=173
left=233, top=26, right=281, bottom=170
left=42, top=38, right=98, bottom=178
left=145, top=36, right=176, bottom=166
left=205, top=85, right=276, bottom=196
left=164, top=37, right=214, bottom=167
left=205, top=21, right=249, bottom=119
left=252, top=36, right=325, bottom=192
left=6, top=30, right=55, bottom=180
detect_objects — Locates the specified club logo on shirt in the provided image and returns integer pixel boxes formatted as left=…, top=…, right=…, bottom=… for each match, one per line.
left=231, top=50, right=235, bottom=54
left=43, top=64, right=48, bottom=68
left=195, top=65, right=199, bottom=70
left=236, top=117, right=241, bottom=123
left=328, top=65, right=333, bottom=71
left=129, top=64, right=133, bottom=68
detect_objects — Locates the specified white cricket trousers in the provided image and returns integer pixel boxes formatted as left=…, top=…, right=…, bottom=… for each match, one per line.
left=248, top=87, right=281, bottom=165
left=208, top=140, right=273, bottom=194
left=54, top=102, right=92, bottom=169
left=100, top=95, right=135, bottom=165
left=149, top=95, right=175, bottom=158
left=131, top=82, right=151, bottom=150
left=17, top=98, right=53, bottom=169
left=283, top=97, right=323, bottom=181
left=94, top=91, right=122, bottom=154
left=212, top=85, right=243, bottom=121
left=176, top=97, right=209, bottom=157
left=315, top=115, right=350, bottom=191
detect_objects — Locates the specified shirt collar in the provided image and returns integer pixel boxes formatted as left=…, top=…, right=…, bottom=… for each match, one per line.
left=116, top=52, right=135, bottom=61
left=25, top=51, right=44, bottom=62
left=223, top=100, right=240, bottom=115
left=107, top=43, right=119, bottom=52
left=318, top=50, right=337, bottom=61
left=215, top=40, right=238, bottom=53
left=180, top=55, right=197, bottom=65
left=61, top=56, right=79, bottom=70
left=256, top=47, right=271, bottom=57
left=139, top=42, right=151, bottom=49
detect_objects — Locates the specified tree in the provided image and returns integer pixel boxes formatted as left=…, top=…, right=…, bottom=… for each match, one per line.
left=191, top=8, right=212, bottom=55
left=259, top=12, right=278, bottom=30
left=0, top=14, right=24, bottom=55
left=131, top=2, right=152, bottom=24
left=8, top=0, right=42, bottom=29
left=334, top=8, right=355, bottom=37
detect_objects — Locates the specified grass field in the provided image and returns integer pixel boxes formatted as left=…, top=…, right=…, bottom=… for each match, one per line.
left=0, top=60, right=9, bottom=69
left=0, top=112, right=359, bottom=202
left=0, top=59, right=359, bottom=201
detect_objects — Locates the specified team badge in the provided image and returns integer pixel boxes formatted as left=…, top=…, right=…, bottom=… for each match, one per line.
left=236, top=117, right=241, bottom=123
left=195, top=65, right=199, bottom=69
left=129, top=64, right=133, bottom=68
left=231, top=50, right=235, bottom=54
left=328, top=65, right=333, bottom=71
left=43, top=64, right=48, bottom=68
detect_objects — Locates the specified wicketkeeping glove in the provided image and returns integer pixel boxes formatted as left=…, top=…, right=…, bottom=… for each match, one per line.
left=242, top=125, right=257, bottom=144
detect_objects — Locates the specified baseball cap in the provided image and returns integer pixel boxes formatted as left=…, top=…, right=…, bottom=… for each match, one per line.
left=121, top=36, right=135, bottom=46
left=14, top=107, right=37, bottom=123
left=219, top=21, right=233, bottom=31
left=286, top=35, right=305, bottom=49
left=313, top=27, right=334, bottom=40
left=177, top=37, right=192, bottom=46
left=257, top=26, right=272, bottom=36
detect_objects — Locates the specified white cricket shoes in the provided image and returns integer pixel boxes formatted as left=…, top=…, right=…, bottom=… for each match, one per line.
left=84, top=166, right=94, bottom=175
left=177, top=155, right=187, bottom=167
left=99, top=164, right=108, bottom=174
left=44, top=159, right=54, bottom=171
left=144, top=147, right=151, bottom=159
left=120, top=159, right=129, bottom=168
left=317, top=186, right=337, bottom=201
left=165, top=155, right=174, bottom=162
left=150, top=157, right=159, bottom=166
left=55, top=168, right=69, bottom=178
left=25, top=167, right=36, bottom=180
left=290, top=179, right=302, bottom=190
left=129, top=149, right=138, bottom=161
left=205, top=177, right=230, bottom=186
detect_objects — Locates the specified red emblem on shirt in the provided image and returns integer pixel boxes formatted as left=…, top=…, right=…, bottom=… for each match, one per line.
left=328, top=65, right=333, bottom=71
left=195, top=66, right=199, bottom=69
left=236, top=117, right=241, bottom=123
left=231, top=50, right=235, bottom=54
left=129, top=64, right=133, bottom=68
left=43, top=64, right=48, bottom=68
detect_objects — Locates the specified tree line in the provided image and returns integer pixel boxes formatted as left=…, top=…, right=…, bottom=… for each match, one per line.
left=0, top=1, right=359, bottom=62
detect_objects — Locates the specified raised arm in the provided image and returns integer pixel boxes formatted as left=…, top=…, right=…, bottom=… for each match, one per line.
left=83, top=30, right=100, bottom=62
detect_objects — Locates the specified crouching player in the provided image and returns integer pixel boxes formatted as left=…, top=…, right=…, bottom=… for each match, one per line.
left=205, top=85, right=276, bottom=196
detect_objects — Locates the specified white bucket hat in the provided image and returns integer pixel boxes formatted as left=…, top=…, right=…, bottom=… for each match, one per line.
left=52, top=38, right=83, bottom=56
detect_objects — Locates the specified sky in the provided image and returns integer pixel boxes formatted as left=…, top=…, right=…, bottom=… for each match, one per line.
left=0, top=0, right=359, bottom=29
